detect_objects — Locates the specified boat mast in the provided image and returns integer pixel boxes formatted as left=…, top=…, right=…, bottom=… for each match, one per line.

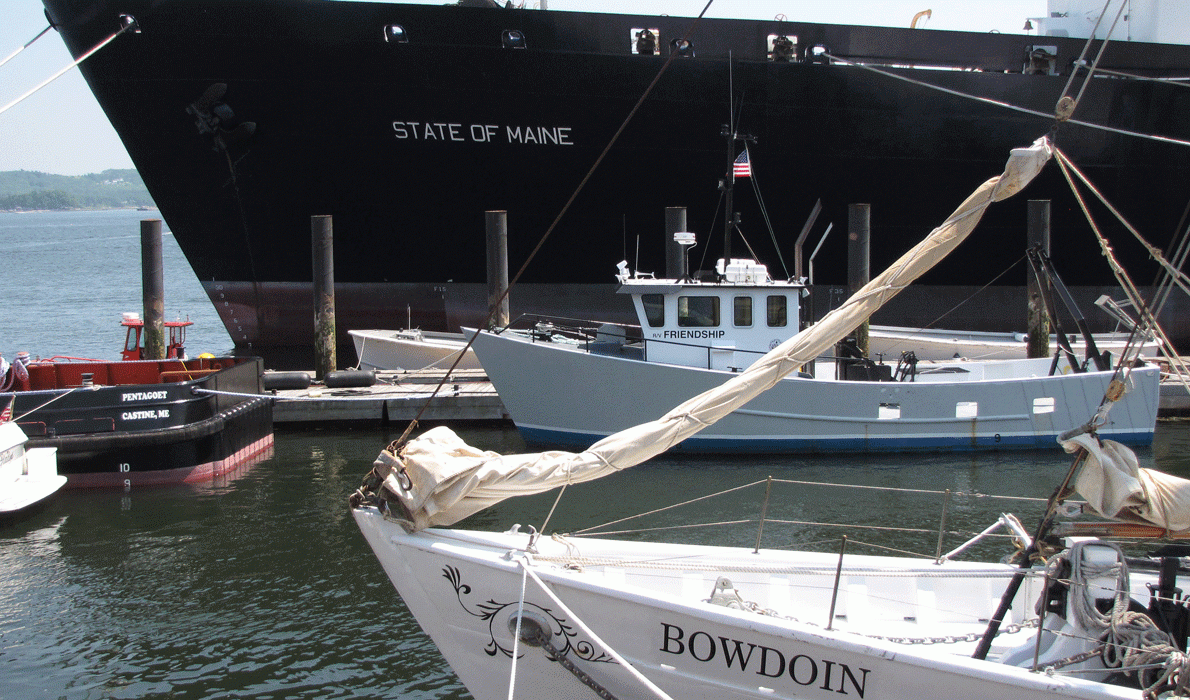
left=721, top=54, right=754, bottom=267
left=721, top=126, right=755, bottom=267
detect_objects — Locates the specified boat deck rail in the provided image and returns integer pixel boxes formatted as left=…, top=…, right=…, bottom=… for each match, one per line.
left=22, top=356, right=252, bottom=391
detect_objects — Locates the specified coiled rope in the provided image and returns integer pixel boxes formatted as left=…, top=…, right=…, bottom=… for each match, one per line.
left=1056, top=541, right=1190, bottom=698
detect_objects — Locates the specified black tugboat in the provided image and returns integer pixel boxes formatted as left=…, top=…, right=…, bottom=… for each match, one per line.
left=0, top=321, right=273, bottom=488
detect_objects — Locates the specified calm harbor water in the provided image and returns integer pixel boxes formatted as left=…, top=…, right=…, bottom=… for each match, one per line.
left=0, top=209, right=232, bottom=361
left=2, top=210, right=1190, bottom=699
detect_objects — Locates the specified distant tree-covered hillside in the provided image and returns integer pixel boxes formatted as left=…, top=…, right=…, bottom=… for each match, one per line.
left=0, top=169, right=154, bottom=210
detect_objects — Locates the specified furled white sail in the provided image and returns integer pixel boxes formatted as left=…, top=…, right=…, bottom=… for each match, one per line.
left=370, top=137, right=1053, bottom=532
left=1066, top=433, right=1190, bottom=532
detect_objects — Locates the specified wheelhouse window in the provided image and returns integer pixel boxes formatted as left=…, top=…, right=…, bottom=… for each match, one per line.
left=733, top=296, right=752, bottom=327
left=642, top=294, right=664, bottom=327
left=678, top=296, right=719, bottom=327
left=767, top=295, right=787, bottom=327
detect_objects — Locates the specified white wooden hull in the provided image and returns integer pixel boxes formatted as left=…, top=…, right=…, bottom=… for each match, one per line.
left=353, top=511, right=1145, bottom=700
left=349, top=329, right=482, bottom=372
left=469, top=329, right=1160, bottom=453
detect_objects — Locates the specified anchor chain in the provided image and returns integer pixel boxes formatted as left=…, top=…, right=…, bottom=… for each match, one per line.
left=518, top=615, right=621, bottom=700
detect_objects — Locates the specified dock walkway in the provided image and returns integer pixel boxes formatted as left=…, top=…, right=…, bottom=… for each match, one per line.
left=271, top=369, right=506, bottom=426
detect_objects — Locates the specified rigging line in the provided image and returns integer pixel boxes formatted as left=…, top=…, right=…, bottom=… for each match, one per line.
left=1092, top=65, right=1190, bottom=87
left=1151, top=192, right=1190, bottom=319
left=11, top=386, right=80, bottom=423
left=1065, top=0, right=1129, bottom=114
left=746, top=163, right=791, bottom=279
left=573, top=478, right=767, bottom=535
left=821, top=52, right=1190, bottom=150
left=697, top=190, right=724, bottom=274
left=0, top=24, right=53, bottom=71
left=1052, top=151, right=1185, bottom=385
left=0, top=23, right=131, bottom=117
left=889, top=255, right=1026, bottom=337
left=1057, top=0, right=1114, bottom=103
left=388, top=0, right=718, bottom=450
left=735, top=223, right=761, bottom=262
left=1052, top=148, right=1190, bottom=300
left=768, top=477, right=1049, bottom=502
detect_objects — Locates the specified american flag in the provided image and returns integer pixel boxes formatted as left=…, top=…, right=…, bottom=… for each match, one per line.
left=733, top=148, right=751, bottom=178
left=0, top=397, right=11, bottom=424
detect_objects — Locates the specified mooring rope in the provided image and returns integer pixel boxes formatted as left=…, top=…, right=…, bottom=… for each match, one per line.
left=192, top=386, right=487, bottom=402
left=520, top=559, right=677, bottom=700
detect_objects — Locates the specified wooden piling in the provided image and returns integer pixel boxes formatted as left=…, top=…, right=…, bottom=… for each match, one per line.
left=486, top=211, right=510, bottom=329
left=848, top=204, right=871, bottom=356
left=140, top=219, right=165, bottom=360
left=1027, top=200, right=1051, bottom=358
left=312, top=215, right=336, bottom=381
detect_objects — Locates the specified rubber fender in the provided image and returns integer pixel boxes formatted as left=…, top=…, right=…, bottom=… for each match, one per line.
left=262, top=371, right=312, bottom=390
left=324, top=370, right=376, bottom=388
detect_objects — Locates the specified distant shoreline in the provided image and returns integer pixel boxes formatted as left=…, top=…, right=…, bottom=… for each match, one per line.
left=0, top=206, right=158, bottom=213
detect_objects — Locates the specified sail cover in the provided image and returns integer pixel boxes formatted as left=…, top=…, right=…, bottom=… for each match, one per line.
left=1066, top=433, right=1190, bottom=532
left=371, top=137, right=1053, bottom=532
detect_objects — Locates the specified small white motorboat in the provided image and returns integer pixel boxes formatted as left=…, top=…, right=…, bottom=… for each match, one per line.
left=349, top=328, right=484, bottom=372
left=0, top=420, right=64, bottom=523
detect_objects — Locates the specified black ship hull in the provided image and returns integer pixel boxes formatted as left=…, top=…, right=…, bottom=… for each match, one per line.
left=6, top=357, right=274, bottom=488
left=42, top=1, right=1190, bottom=362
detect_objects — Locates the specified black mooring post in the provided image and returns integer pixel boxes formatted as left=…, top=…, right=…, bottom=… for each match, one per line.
left=311, top=215, right=336, bottom=380
left=140, top=219, right=165, bottom=360
left=486, top=211, right=509, bottom=329
left=1027, top=200, right=1051, bottom=359
left=847, top=204, right=871, bottom=357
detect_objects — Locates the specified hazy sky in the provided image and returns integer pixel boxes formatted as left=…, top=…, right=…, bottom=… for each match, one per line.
left=1, top=0, right=1047, bottom=175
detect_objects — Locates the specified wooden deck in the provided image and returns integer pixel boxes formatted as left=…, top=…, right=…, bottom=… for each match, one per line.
left=270, top=369, right=507, bottom=426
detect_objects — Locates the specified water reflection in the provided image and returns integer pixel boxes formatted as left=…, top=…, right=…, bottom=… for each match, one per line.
left=0, top=422, right=1186, bottom=699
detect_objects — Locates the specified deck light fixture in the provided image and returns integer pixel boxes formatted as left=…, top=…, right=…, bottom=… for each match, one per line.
left=502, top=30, right=526, bottom=49
left=670, top=38, right=694, bottom=57
left=384, top=25, right=408, bottom=43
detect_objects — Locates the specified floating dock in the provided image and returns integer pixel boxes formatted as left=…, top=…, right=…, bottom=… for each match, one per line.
left=270, top=369, right=506, bottom=426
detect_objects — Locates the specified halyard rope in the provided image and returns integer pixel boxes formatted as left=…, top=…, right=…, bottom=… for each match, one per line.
left=0, top=24, right=53, bottom=70
left=820, top=52, right=1190, bottom=150
left=0, top=22, right=132, bottom=116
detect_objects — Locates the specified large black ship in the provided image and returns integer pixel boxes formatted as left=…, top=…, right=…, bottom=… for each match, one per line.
left=42, top=0, right=1190, bottom=363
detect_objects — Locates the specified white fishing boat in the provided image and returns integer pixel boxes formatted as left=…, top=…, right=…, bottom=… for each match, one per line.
left=467, top=251, right=1160, bottom=453
left=350, top=320, right=1157, bottom=372
left=352, top=136, right=1190, bottom=699
left=0, top=420, right=64, bottom=522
